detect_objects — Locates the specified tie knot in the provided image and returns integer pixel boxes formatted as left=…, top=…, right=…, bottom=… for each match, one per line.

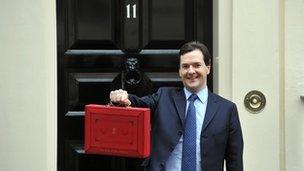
left=188, top=94, right=198, bottom=102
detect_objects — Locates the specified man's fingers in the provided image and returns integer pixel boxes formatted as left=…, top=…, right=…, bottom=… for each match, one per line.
left=123, top=99, right=131, bottom=106
left=109, top=89, right=129, bottom=105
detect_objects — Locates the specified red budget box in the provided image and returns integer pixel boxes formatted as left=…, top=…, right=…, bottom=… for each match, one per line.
left=84, top=104, right=150, bottom=158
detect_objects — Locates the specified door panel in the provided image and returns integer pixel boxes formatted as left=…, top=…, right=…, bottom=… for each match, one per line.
left=57, top=0, right=212, bottom=170
left=143, top=0, right=193, bottom=49
left=151, top=0, right=186, bottom=40
left=67, top=0, right=118, bottom=49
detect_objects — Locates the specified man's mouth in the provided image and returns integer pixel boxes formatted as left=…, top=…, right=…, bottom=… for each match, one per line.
left=187, top=77, right=198, bottom=81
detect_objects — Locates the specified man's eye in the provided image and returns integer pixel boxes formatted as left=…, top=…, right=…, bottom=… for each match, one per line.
left=194, top=64, right=201, bottom=68
left=182, top=65, right=189, bottom=69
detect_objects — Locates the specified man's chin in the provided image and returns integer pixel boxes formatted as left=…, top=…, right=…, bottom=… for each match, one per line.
left=185, top=85, right=200, bottom=93
left=185, top=83, right=207, bottom=92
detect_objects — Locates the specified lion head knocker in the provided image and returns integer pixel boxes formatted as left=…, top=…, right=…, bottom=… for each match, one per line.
left=123, top=58, right=142, bottom=85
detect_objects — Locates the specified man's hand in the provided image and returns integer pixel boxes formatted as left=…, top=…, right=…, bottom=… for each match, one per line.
left=109, top=89, right=131, bottom=106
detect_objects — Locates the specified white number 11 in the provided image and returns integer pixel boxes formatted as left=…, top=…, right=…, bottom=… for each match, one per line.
left=126, top=4, right=136, bottom=19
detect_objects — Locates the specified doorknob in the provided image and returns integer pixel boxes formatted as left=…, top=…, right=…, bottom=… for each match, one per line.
left=244, top=90, right=266, bottom=113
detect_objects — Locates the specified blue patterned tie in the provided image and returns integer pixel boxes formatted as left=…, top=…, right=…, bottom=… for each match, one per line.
left=182, top=94, right=198, bottom=171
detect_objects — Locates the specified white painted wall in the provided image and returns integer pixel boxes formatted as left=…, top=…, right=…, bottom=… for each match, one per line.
left=0, top=0, right=57, bottom=171
left=214, top=0, right=304, bottom=170
left=285, top=0, right=304, bottom=170
left=233, top=0, right=282, bottom=170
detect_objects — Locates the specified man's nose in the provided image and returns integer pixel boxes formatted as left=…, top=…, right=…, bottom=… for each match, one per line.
left=188, top=66, right=195, bottom=73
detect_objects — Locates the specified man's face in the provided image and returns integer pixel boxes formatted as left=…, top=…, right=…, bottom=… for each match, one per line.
left=179, top=49, right=210, bottom=93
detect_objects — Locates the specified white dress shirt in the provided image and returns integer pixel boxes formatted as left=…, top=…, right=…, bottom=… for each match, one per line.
left=165, top=87, right=208, bottom=171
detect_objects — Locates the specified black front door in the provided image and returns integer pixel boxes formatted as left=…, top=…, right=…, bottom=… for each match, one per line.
left=57, top=0, right=212, bottom=170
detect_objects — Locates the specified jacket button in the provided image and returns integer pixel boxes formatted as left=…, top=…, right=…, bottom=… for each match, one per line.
left=177, top=130, right=183, bottom=135
left=169, top=146, right=174, bottom=152
left=159, top=162, right=165, bottom=169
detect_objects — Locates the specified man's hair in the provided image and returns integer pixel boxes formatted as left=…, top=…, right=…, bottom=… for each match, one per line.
left=179, top=41, right=211, bottom=66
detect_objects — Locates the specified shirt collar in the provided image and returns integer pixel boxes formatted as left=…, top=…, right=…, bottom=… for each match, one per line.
left=184, top=87, right=208, bottom=104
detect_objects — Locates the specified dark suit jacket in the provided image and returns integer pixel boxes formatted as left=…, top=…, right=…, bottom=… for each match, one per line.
left=128, top=87, right=243, bottom=171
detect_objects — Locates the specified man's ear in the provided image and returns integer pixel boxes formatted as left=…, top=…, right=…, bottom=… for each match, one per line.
left=178, top=68, right=182, bottom=77
left=206, top=65, right=211, bottom=75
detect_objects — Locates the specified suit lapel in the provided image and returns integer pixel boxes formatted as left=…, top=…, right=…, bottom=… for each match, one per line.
left=202, top=91, right=219, bottom=131
left=172, top=88, right=186, bottom=126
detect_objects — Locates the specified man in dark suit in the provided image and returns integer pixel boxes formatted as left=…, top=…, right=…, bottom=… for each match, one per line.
left=110, top=42, right=243, bottom=171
